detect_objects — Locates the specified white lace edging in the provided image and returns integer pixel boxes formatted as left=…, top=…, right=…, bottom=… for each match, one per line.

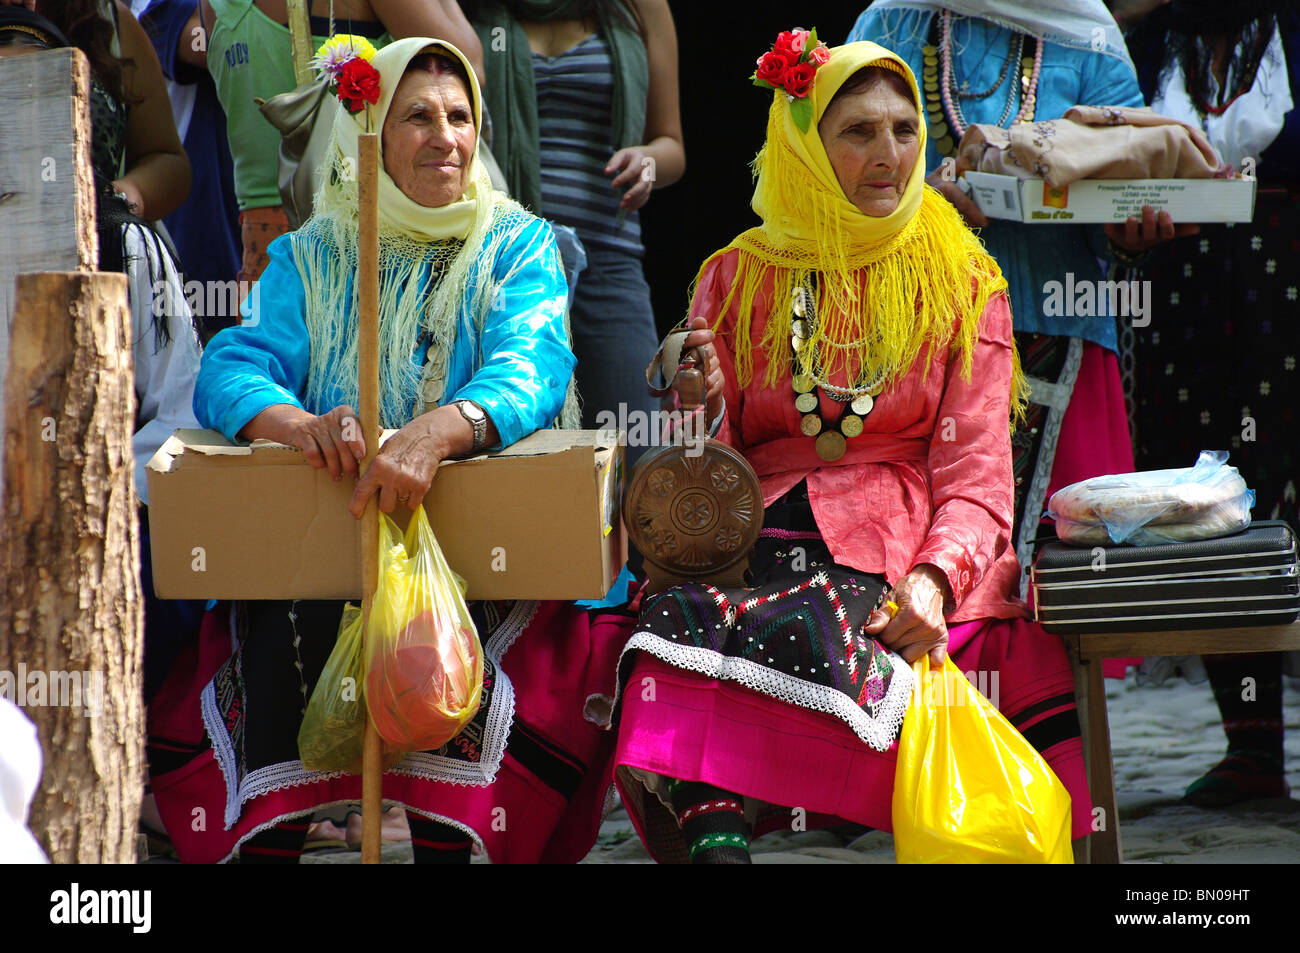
left=388, top=662, right=516, bottom=788
left=483, top=599, right=539, bottom=664
left=615, top=632, right=915, bottom=753
left=200, top=679, right=246, bottom=830
left=204, top=659, right=518, bottom=829
left=217, top=800, right=490, bottom=864
left=1017, top=336, right=1083, bottom=595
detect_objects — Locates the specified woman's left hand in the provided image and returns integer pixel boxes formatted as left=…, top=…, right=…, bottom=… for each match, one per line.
left=1104, top=204, right=1200, bottom=253
left=606, top=146, right=656, bottom=211
left=112, top=177, right=146, bottom=217
left=863, top=565, right=951, bottom=666
left=348, top=414, right=448, bottom=518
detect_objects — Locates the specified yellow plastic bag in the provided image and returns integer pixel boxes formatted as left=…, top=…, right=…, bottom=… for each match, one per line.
left=892, top=654, right=1073, bottom=864
left=298, top=603, right=366, bottom=772
left=364, top=505, right=484, bottom=752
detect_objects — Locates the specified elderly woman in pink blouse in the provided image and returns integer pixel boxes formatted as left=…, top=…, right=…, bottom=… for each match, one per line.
left=608, top=36, right=1091, bottom=864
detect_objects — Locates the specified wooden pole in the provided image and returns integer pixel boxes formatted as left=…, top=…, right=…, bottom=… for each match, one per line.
left=0, top=271, right=141, bottom=862
left=356, top=132, right=384, bottom=863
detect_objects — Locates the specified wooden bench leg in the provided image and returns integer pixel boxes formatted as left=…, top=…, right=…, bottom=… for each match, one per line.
left=1068, top=643, right=1091, bottom=865
left=1081, top=657, right=1122, bottom=863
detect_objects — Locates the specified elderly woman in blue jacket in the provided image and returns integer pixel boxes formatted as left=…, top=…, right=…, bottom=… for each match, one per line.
left=177, top=38, right=592, bottom=864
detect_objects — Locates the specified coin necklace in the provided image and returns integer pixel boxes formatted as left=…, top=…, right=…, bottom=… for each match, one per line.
left=921, top=11, right=1042, bottom=159
left=790, top=280, right=887, bottom=463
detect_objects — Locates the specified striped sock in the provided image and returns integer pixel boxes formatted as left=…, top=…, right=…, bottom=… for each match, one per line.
left=407, top=813, right=473, bottom=865
left=239, top=814, right=310, bottom=864
left=669, top=780, right=750, bottom=865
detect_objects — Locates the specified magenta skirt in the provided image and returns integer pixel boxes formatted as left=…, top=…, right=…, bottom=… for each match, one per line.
left=149, top=600, right=633, bottom=864
left=613, top=615, right=1093, bottom=863
left=1046, top=341, right=1141, bottom=677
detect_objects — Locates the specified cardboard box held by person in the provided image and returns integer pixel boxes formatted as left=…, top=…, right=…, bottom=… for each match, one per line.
left=145, top=428, right=624, bottom=601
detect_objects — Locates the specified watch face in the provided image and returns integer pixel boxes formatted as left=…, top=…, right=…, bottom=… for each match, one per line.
left=459, top=401, right=485, bottom=421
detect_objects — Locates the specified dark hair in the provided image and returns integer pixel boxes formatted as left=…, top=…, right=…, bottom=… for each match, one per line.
left=405, top=49, right=474, bottom=102
left=1128, top=2, right=1286, bottom=113
left=827, top=65, right=917, bottom=112
left=48, top=0, right=134, bottom=104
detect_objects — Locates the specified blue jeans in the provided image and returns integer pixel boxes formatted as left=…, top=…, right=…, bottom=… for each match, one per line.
left=568, top=245, right=662, bottom=462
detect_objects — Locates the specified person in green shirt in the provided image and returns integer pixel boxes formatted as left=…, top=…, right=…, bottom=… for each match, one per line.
left=197, top=0, right=483, bottom=280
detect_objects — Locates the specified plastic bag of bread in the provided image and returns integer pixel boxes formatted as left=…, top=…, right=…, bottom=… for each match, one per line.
left=364, top=505, right=483, bottom=752
left=1047, top=451, right=1254, bottom=546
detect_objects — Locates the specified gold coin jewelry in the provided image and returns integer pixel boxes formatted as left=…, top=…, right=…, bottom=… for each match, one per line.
left=794, top=391, right=819, bottom=414
left=789, top=276, right=888, bottom=462
left=815, top=430, right=847, bottom=463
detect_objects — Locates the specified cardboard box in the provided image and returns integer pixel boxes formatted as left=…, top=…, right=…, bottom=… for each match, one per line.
left=146, top=429, right=625, bottom=601
left=962, top=171, right=1256, bottom=224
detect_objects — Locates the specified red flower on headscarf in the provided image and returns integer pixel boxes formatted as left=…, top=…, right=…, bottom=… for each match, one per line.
left=774, top=29, right=810, bottom=56
left=337, top=57, right=382, bottom=113
left=782, top=62, right=817, bottom=98
left=755, top=50, right=790, bottom=86
left=751, top=27, right=829, bottom=131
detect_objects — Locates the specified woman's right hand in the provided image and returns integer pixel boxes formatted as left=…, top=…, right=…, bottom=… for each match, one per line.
left=863, top=565, right=951, bottom=666
left=239, top=404, right=367, bottom=481
left=682, top=315, right=725, bottom=424
left=925, top=168, right=988, bottom=228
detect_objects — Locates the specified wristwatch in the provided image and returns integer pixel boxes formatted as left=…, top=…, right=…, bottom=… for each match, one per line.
left=453, top=399, right=489, bottom=452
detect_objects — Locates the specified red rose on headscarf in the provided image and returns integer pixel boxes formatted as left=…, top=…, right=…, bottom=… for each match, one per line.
left=774, top=29, right=809, bottom=55
left=755, top=50, right=790, bottom=86
left=337, top=57, right=382, bottom=112
left=783, top=61, right=817, bottom=98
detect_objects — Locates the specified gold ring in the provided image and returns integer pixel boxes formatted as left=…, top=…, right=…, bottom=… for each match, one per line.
left=885, top=600, right=900, bottom=619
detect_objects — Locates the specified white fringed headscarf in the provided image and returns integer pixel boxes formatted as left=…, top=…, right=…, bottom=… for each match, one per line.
left=291, top=37, right=578, bottom=427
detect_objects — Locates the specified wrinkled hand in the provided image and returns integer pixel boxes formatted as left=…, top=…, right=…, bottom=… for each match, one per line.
left=926, top=168, right=988, bottom=228
left=1105, top=204, right=1200, bottom=252
left=682, top=314, right=725, bottom=425
left=863, top=565, right=951, bottom=665
left=245, top=403, right=366, bottom=481
left=606, top=146, right=655, bottom=212
left=348, top=414, right=448, bottom=518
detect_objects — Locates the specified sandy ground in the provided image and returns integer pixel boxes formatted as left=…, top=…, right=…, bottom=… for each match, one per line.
left=297, top=667, right=1300, bottom=865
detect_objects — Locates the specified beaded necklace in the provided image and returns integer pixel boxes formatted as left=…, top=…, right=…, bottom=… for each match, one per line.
left=789, top=279, right=887, bottom=462
left=921, top=10, right=1043, bottom=158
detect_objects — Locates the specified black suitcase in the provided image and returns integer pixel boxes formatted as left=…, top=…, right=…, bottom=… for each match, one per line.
left=1031, top=520, right=1300, bottom=633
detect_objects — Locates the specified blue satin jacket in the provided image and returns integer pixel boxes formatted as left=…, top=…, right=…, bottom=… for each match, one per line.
left=193, top=215, right=575, bottom=449
left=850, top=7, right=1147, bottom=351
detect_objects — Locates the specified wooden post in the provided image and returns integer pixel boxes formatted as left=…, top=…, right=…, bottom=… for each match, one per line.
left=285, top=0, right=316, bottom=87
left=0, top=48, right=98, bottom=495
left=0, top=271, right=140, bottom=863
left=356, top=132, right=383, bottom=864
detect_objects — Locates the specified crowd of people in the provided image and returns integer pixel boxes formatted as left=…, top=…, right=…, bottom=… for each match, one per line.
left=0, top=0, right=1295, bottom=863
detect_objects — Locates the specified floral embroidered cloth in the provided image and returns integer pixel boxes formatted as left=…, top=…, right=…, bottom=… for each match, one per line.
left=958, top=105, right=1225, bottom=187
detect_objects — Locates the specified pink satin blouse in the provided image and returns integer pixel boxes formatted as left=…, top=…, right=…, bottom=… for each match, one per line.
left=697, top=250, right=1028, bottom=623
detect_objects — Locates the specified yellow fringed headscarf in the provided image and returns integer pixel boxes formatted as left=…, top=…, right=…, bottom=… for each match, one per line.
left=701, top=40, right=1027, bottom=424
